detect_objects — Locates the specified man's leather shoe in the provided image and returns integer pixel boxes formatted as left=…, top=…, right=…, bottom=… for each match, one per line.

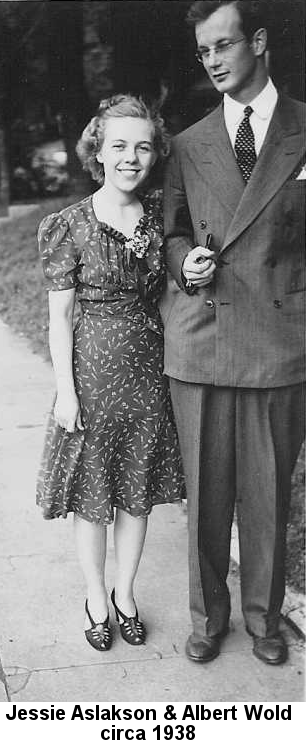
left=252, top=634, right=288, bottom=665
left=185, top=631, right=227, bottom=663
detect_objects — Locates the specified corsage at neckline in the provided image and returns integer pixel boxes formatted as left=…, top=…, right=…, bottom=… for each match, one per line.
left=125, top=216, right=151, bottom=265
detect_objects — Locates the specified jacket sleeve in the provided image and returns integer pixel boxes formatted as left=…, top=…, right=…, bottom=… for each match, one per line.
left=163, top=138, right=195, bottom=290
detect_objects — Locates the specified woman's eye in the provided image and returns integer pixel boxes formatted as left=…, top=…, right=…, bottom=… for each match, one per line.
left=113, top=144, right=124, bottom=150
left=138, top=145, right=151, bottom=153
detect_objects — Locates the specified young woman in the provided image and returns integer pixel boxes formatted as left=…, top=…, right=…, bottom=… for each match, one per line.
left=36, top=94, right=185, bottom=652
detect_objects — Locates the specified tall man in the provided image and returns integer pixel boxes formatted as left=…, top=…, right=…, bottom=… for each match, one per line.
left=162, top=0, right=305, bottom=665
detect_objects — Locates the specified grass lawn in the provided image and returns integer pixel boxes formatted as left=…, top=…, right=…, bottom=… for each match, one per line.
left=0, top=194, right=86, bottom=358
left=0, top=194, right=305, bottom=594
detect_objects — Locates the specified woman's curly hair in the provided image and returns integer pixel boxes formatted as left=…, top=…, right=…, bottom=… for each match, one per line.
left=76, top=94, right=171, bottom=184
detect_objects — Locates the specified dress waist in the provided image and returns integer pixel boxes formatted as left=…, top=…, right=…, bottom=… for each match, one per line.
left=80, top=298, right=162, bottom=334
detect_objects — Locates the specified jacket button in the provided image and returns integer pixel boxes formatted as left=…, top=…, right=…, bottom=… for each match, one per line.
left=205, top=299, right=215, bottom=308
left=273, top=299, right=282, bottom=308
left=200, top=220, right=207, bottom=229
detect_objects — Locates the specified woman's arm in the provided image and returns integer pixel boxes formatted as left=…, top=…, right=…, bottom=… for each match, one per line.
left=48, top=289, right=83, bottom=432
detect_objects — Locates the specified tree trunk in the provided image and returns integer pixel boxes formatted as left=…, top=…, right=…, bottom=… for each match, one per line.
left=47, top=0, right=92, bottom=191
left=0, top=6, right=10, bottom=215
left=0, top=125, right=9, bottom=216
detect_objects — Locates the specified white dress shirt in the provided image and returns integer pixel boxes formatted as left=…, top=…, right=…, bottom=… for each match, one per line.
left=224, top=78, right=278, bottom=156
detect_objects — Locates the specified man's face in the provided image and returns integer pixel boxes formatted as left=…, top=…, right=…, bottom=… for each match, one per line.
left=195, top=3, right=260, bottom=101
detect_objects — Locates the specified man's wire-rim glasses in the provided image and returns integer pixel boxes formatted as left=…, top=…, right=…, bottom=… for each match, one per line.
left=195, top=37, right=247, bottom=63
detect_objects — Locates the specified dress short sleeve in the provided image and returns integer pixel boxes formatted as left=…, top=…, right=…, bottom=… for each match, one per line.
left=38, top=212, right=79, bottom=291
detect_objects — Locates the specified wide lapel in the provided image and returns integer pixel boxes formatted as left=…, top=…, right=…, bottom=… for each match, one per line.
left=187, top=104, right=245, bottom=218
left=222, top=95, right=306, bottom=251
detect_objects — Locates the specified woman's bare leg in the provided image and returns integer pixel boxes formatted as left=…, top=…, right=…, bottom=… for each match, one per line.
left=74, top=514, right=108, bottom=625
left=113, top=508, right=147, bottom=616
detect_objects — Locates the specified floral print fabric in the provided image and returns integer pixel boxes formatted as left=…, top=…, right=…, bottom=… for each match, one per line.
left=36, top=192, right=185, bottom=524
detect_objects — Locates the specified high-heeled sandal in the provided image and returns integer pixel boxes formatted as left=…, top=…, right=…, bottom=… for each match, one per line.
left=111, top=589, right=146, bottom=646
left=84, top=599, right=112, bottom=651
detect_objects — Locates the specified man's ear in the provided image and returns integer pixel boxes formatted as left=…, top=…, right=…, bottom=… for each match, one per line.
left=252, top=27, right=268, bottom=57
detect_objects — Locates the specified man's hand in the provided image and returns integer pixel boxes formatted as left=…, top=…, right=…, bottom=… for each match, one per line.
left=182, top=246, right=216, bottom=287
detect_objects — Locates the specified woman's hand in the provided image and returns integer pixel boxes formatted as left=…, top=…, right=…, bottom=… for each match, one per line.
left=54, top=390, right=84, bottom=433
left=48, top=289, right=83, bottom=433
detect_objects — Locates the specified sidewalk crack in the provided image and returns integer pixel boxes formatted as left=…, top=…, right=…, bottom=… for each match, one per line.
left=0, top=656, right=11, bottom=701
left=5, top=666, right=32, bottom=696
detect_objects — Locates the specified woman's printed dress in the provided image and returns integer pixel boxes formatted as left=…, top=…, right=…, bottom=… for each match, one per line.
left=36, top=192, right=185, bottom=524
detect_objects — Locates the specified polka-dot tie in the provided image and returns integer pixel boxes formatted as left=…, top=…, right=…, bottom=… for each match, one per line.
left=234, top=105, right=257, bottom=183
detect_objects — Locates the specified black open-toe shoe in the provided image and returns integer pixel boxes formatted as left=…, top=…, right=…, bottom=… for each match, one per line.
left=111, top=589, right=146, bottom=646
left=84, top=599, right=112, bottom=651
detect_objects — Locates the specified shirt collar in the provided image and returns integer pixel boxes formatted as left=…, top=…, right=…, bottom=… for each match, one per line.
left=224, top=78, right=278, bottom=125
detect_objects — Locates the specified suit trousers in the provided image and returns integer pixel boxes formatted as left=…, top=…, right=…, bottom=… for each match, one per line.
left=169, top=380, right=305, bottom=639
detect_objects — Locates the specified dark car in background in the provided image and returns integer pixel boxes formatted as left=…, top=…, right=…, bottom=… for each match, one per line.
left=12, top=138, right=68, bottom=200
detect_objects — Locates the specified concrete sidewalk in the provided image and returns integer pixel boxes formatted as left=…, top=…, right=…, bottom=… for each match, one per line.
left=0, top=320, right=304, bottom=702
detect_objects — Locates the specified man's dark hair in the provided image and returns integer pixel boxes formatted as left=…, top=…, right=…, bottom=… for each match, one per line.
left=186, top=1, right=269, bottom=41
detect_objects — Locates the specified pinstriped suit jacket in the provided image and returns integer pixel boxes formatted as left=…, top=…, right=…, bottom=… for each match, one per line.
left=161, top=94, right=306, bottom=388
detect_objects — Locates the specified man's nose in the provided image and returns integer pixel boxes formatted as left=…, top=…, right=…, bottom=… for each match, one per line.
left=207, top=48, right=221, bottom=67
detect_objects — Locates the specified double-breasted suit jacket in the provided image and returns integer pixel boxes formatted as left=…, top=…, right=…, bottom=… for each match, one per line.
left=161, top=94, right=305, bottom=388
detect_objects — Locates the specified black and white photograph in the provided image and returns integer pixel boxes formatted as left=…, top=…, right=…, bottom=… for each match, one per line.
left=0, top=0, right=305, bottom=724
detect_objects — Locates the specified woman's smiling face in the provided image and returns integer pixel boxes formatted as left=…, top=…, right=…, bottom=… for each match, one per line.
left=97, top=116, right=156, bottom=194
